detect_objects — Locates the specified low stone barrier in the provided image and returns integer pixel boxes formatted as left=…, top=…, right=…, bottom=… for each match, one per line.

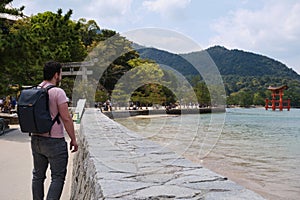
left=71, top=109, right=265, bottom=199
left=102, top=107, right=225, bottom=119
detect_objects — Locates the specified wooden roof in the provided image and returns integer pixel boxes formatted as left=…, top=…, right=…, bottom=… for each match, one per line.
left=267, top=85, right=288, bottom=91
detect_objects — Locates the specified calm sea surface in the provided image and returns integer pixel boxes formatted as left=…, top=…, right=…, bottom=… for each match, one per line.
left=115, top=108, right=300, bottom=200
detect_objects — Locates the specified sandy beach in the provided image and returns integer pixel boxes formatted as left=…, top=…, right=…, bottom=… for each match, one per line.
left=0, top=125, right=73, bottom=200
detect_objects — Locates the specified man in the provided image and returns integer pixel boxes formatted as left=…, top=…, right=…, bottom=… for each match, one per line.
left=31, top=61, right=78, bottom=200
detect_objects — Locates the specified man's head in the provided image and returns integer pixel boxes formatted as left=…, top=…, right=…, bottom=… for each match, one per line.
left=43, top=61, right=62, bottom=85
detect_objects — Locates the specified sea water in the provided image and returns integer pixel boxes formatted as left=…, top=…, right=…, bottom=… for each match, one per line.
left=115, top=108, right=300, bottom=200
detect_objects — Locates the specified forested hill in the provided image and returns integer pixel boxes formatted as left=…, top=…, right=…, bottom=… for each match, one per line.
left=137, top=45, right=299, bottom=79
left=205, top=46, right=299, bottom=79
left=136, top=47, right=198, bottom=76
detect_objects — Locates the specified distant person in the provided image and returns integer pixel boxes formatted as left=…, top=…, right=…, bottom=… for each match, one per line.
left=3, top=95, right=11, bottom=113
left=10, top=97, right=17, bottom=110
left=104, top=100, right=112, bottom=111
left=0, top=97, right=3, bottom=112
left=31, top=61, right=78, bottom=200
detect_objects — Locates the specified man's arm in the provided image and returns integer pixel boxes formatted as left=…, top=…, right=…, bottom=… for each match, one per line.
left=58, top=102, right=78, bottom=152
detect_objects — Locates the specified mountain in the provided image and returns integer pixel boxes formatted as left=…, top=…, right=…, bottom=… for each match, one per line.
left=136, top=47, right=198, bottom=76
left=135, top=45, right=300, bottom=106
left=137, top=45, right=300, bottom=79
left=205, top=46, right=299, bottom=79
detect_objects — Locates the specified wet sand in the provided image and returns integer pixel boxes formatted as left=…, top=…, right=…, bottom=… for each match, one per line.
left=0, top=125, right=73, bottom=200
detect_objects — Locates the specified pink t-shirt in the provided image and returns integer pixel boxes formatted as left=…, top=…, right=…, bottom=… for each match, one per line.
left=38, top=81, right=68, bottom=138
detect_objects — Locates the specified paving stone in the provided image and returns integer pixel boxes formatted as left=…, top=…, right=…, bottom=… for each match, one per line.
left=100, top=180, right=152, bottom=198
left=133, top=185, right=201, bottom=199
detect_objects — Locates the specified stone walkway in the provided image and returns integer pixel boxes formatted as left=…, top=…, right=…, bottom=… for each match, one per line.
left=72, top=109, right=265, bottom=199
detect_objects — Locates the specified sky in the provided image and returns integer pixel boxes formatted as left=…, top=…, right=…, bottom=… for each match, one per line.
left=11, top=0, right=300, bottom=74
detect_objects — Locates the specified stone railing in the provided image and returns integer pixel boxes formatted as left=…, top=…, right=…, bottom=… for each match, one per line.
left=71, top=109, right=265, bottom=199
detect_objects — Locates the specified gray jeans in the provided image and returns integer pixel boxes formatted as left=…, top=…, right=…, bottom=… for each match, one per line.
left=31, top=136, right=68, bottom=200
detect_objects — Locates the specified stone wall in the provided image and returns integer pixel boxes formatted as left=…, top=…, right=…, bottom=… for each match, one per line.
left=71, top=109, right=265, bottom=199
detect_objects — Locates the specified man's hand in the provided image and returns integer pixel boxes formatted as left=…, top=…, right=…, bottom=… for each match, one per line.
left=70, top=140, right=78, bottom=153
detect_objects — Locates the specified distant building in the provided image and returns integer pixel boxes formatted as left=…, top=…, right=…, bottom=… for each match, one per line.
left=0, top=4, right=26, bottom=21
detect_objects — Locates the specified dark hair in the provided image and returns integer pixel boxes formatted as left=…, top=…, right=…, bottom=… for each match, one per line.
left=43, top=61, right=62, bottom=80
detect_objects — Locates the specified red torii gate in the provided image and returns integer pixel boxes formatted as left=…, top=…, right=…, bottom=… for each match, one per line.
left=265, top=85, right=290, bottom=111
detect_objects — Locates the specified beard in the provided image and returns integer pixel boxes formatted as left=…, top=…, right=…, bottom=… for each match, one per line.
left=56, top=77, right=62, bottom=86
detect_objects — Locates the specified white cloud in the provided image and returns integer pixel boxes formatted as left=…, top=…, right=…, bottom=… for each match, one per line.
left=209, top=0, right=300, bottom=72
left=122, top=28, right=202, bottom=53
left=142, top=0, right=191, bottom=19
left=84, top=0, right=133, bottom=25
left=210, top=2, right=300, bottom=49
left=86, top=0, right=132, bottom=16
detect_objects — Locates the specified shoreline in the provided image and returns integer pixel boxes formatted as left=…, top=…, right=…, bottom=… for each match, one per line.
left=186, top=154, right=278, bottom=200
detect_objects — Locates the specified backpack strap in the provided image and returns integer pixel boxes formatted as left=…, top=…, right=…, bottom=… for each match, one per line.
left=53, top=112, right=61, bottom=125
left=45, top=84, right=56, bottom=91
left=45, top=85, right=61, bottom=125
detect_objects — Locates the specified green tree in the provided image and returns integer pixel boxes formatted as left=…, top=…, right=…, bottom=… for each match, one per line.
left=253, top=91, right=266, bottom=105
left=86, top=34, right=138, bottom=95
left=0, top=0, right=24, bottom=94
left=0, top=9, right=87, bottom=95
left=112, top=61, right=168, bottom=106
left=237, top=90, right=253, bottom=107
left=194, top=81, right=211, bottom=106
